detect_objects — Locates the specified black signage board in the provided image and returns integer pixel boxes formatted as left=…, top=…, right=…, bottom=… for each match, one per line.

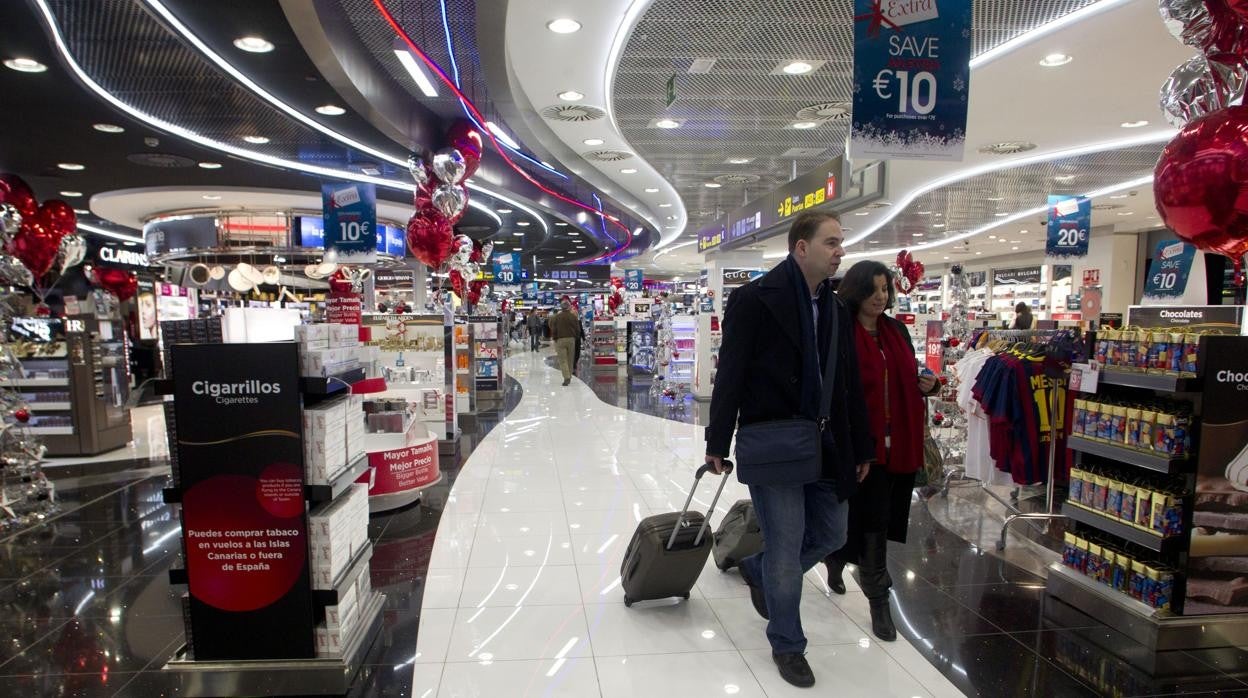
left=374, top=271, right=415, bottom=289
left=172, top=343, right=313, bottom=660
left=992, top=266, right=1042, bottom=285
left=536, top=263, right=611, bottom=283
left=698, top=156, right=847, bottom=252
left=1188, top=335, right=1248, bottom=615
left=1125, top=305, right=1244, bottom=334
left=1098, top=312, right=1124, bottom=329
left=143, top=216, right=219, bottom=257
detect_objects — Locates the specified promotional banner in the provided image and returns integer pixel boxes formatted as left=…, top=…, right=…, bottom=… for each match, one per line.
left=522, top=282, right=539, bottom=302
left=993, top=266, right=1042, bottom=285
left=925, top=320, right=944, bottom=372
left=540, top=291, right=556, bottom=306
left=1045, top=195, right=1091, bottom=259
left=1143, top=240, right=1197, bottom=300
left=361, top=438, right=440, bottom=497
left=624, top=269, right=644, bottom=292
left=492, top=253, right=521, bottom=285
left=171, top=343, right=313, bottom=660
left=850, top=0, right=973, bottom=161
left=321, top=182, right=377, bottom=264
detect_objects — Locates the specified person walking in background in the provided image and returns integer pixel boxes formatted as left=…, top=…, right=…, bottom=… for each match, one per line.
left=704, top=211, right=873, bottom=689
left=823, top=261, right=940, bottom=641
left=1012, top=301, right=1036, bottom=330
left=527, top=311, right=543, bottom=352
left=551, top=298, right=580, bottom=386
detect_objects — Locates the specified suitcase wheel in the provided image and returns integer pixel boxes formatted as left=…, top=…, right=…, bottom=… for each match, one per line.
left=624, top=596, right=634, bottom=607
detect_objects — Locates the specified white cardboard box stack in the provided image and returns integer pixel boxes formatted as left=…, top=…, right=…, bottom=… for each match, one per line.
left=303, top=394, right=365, bottom=485
left=308, top=483, right=369, bottom=590
left=315, top=571, right=374, bottom=657
left=296, top=323, right=365, bottom=378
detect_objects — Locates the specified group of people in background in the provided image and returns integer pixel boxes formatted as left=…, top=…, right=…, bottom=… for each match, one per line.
left=512, top=302, right=585, bottom=383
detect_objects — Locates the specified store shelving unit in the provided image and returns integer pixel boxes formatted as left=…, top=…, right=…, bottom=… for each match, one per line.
left=591, top=320, right=617, bottom=368
left=666, top=316, right=696, bottom=389
left=469, top=316, right=504, bottom=401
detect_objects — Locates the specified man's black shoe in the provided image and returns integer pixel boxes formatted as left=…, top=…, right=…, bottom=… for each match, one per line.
left=739, top=564, right=769, bottom=620
left=772, top=652, right=815, bottom=688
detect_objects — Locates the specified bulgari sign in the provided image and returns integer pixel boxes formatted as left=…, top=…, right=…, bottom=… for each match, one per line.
left=96, top=245, right=152, bottom=269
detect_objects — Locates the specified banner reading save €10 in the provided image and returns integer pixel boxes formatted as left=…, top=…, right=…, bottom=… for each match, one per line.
left=850, top=0, right=973, bottom=162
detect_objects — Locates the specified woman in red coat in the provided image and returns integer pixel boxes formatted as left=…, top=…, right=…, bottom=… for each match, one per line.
left=826, top=261, right=939, bottom=641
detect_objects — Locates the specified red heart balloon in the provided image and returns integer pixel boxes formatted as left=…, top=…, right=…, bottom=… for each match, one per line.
left=0, top=173, right=37, bottom=218
left=1154, top=105, right=1248, bottom=261
left=9, top=214, right=59, bottom=277
left=405, top=211, right=454, bottom=269
left=448, top=268, right=466, bottom=297
left=446, top=120, right=484, bottom=180
left=90, top=266, right=138, bottom=301
left=38, top=199, right=76, bottom=239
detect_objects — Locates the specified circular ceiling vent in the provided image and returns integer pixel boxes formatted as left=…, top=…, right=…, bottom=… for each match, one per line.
left=978, top=141, right=1037, bottom=155
left=583, top=150, right=634, bottom=162
left=1091, top=203, right=1124, bottom=211
left=541, top=104, right=606, bottom=122
left=127, top=152, right=196, bottom=168
left=714, top=173, right=761, bottom=184
left=795, top=102, right=850, bottom=121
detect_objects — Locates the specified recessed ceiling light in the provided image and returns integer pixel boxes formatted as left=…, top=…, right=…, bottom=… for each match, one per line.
left=513, top=231, right=524, bottom=237
left=853, top=211, right=870, bottom=216
left=1019, top=229, right=1029, bottom=234
left=985, top=196, right=1005, bottom=201
left=975, top=251, right=983, bottom=255
left=547, top=18, right=582, bottom=34
left=782, top=61, right=814, bottom=75
left=1120, top=120, right=1149, bottom=128
left=1116, top=211, right=1134, bottom=216
left=999, top=238, right=1008, bottom=243
left=988, top=235, right=997, bottom=239
left=57, top=162, right=85, bottom=171
left=1054, top=174, right=1076, bottom=182
left=4, top=57, right=47, bottom=73
left=933, top=223, right=945, bottom=228
left=202, top=194, right=222, bottom=200
left=792, top=121, right=819, bottom=129
left=555, top=222, right=568, bottom=226
left=1110, top=194, right=1130, bottom=199
left=1012, top=246, right=1020, bottom=251
left=497, top=208, right=513, bottom=213
left=233, top=36, right=275, bottom=53
left=558, top=90, right=584, bottom=102
left=658, top=203, right=672, bottom=208
left=943, top=256, right=949, bottom=260
left=1039, top=53, right=1072, bottom=67
left=704, top=182, right=722, bottom=188
left=644, top=187, right=660, bottom=193
left=92, top=123, right=124, bottom=133
left=655, top=119, right=682, bottom=129
left=912, top=233, right=924, bottom=237
left=583, top=138, right=605, bottom=146
left=916, top=211, right=932, bottom=215
left=727, top=158, right=753, bottom=164
left=58, top=191, right=82, bottom=197
left=517, top=221, right=531, bottom=226
left=315, top=104, right=346, bottom=116
left=619, top=168, right=637, bottom=174
left=198, top=161, right=222, bottom=169
left=994, top=212, right=1009, bottom=217
left=243, top=135, right=270, bottom=144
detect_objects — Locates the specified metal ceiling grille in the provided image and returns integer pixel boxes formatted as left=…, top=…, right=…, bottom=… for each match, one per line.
left=614, top=0, right=1102, bottom=240
left=858, top=143, right=1162, bottom=252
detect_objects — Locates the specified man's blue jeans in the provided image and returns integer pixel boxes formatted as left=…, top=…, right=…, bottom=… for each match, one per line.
left=739, top=480, right=848, bottom=655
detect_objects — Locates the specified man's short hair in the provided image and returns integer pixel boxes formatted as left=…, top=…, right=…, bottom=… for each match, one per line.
left=787, top=210, right=842, bottom=252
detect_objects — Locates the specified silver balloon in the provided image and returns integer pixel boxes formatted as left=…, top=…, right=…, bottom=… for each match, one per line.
left=431, top=183, right=468, bottom=221
left=0, top=254, right=33, bottom=287
left=1160, top=53, right=1247, bottom=127
left=0, top=204, right=20, bottom=239
left=431, top=147, right=467, bottom=185
left=1159, top=0, right=1208, bottom=46
left=406, top=153, right=430, bottom=188
left=57, top=234, right=87, bottom=273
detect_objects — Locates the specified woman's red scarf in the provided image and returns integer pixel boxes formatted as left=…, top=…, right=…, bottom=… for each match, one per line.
left=854, top=318, right=925, bottom=474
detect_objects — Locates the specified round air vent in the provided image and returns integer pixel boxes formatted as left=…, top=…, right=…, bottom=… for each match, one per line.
left=795, top=102, right=850, bottom=121
left=1091, top=203, right=1124, bottom=211
left=126, top=153, right=196, bottom=168
left=541, top=104, right=606, bottom=122
left=978, top=141, right=1037, bottom=155
left=714, top=174, right=761, bottom=184
left=583, top=150, right=634, bottom=162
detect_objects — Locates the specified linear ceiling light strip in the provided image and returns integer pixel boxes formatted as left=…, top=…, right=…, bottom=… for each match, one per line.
left=77, top=222, right=143, bottom=243
left=372, top=0, right=634, bottom=262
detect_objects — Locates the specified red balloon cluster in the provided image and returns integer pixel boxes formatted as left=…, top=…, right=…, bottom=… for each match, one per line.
left=0, top=173, right=77, bottom=277
left=89, top=266, right=138, bottom=301
left=893, top=250, right=925, bottom=295
left=406, top=120, right=483, bottom=271
left=1154, top=105, right=1248, bottom=261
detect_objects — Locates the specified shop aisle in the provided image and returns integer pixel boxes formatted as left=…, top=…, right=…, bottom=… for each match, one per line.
left=409, top=350, right=965, bottom=697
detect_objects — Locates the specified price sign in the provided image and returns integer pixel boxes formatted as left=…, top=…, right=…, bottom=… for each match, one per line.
left=492, top=253, right=520, bottom=286
left=1045, top=195, right=1090, bottom=259
left=321, top=182, right=377, bottom=264
left=624, top=269, right=644, bottom=292
left=850, top=0, right=972, bottom=161
left=925, top=320, right=944, bottom=372
left=1143, top=240, right=1196, bottom=299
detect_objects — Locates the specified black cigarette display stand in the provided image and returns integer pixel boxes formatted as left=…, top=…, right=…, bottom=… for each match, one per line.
left=159, top=342, right=383, bottom=696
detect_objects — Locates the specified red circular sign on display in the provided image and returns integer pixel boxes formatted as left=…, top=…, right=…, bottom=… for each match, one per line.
left=182, top=473, right=307, bottom=612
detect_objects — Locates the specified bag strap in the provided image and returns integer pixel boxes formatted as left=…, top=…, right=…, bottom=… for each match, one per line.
left=818, top=295, right=840, bottom=422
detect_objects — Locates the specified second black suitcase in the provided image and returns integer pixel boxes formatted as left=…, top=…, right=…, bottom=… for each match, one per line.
left=619, top=461, right=733, bottom=607
left=712, top=499, right=763, bottom=571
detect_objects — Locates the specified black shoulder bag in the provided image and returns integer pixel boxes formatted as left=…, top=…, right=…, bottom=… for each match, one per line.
left=733, top=299, right=839, bottom=485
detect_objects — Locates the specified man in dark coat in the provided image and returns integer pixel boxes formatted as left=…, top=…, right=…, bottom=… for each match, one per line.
left=705, top=210, right=873, bottom=689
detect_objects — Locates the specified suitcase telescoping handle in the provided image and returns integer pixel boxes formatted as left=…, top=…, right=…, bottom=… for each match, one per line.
left=666, top=460, right=734, bottom=551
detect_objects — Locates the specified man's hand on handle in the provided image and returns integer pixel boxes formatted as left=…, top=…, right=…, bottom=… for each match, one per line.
left=705, top=454, right=726, bottom=475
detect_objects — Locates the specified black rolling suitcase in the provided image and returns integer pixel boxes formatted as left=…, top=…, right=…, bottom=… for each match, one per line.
left=712, top=499, right=763, bottom=571
left=620, top=461, right=733, bottom=607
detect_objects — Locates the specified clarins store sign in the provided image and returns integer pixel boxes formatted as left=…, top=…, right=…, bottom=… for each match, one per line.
left=96, top=244, right=152, bottom=269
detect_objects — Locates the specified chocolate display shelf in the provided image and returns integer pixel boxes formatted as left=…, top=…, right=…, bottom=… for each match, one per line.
left=1096, top=368, right=1200, bottom=393
left=1066, top=435, right=1189, bottom=475
left=1061, top=502, right=1182, bottom=554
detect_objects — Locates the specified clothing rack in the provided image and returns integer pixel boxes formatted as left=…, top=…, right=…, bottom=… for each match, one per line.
left=941, top=328, right=1083, bottom=551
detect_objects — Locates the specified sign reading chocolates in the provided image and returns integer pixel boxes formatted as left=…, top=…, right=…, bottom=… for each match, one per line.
left=1126, top=305, right=1244, bottom=334
left=172, top=343, right=313, bottom=659
left=1188, top=335, right=1248, bottom=615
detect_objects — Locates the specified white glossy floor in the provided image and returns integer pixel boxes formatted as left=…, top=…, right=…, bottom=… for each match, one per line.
left=410, top=350, right=966, bottom=697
